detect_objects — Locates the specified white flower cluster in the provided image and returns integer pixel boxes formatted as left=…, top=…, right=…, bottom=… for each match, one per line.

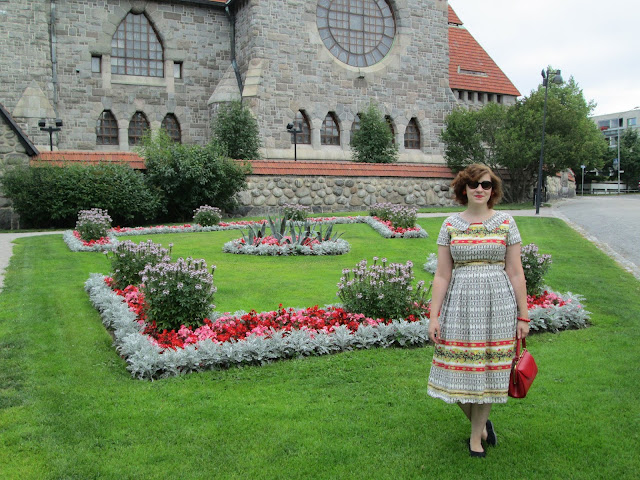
left=62, top=230, right=120, bottom=252
left=423, top=252, right=438, bottom=274
left=222, top=238, right=352, bottom=256
left=85, top=273, right=431, bottom=380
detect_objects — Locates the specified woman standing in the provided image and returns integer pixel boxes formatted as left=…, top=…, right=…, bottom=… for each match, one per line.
left=427, top=164, right=530, bottom=458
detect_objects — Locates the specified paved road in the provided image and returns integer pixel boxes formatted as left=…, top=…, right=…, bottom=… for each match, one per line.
left=552, top=195, right=640, bottom=279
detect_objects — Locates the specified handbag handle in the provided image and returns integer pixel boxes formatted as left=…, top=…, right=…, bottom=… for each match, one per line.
left=515, top=337, right=527, bottom=358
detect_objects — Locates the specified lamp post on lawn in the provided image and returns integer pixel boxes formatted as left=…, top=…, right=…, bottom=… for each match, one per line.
left=536, top=68, right=563, bottom=215
left=287, top=122, right=302, bottom=162
left=581, top=165, right=586, bottom=196
left=38, top=118, right=63, bottom=151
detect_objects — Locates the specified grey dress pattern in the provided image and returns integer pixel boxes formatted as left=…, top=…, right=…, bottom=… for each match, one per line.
left=427, top=212, right=522, bottom=404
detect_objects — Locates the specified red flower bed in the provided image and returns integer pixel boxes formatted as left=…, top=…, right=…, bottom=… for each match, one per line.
left=105, top=277, right=424, bottom=351
left=527, top=290, right=568, bottom=309
left=372, top=216, right=421, bottom=235
left=72, top=230, right=111, bottom=246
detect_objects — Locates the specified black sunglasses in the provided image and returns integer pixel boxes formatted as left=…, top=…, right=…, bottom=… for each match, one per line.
left=467, top=180, right=493, bottom=190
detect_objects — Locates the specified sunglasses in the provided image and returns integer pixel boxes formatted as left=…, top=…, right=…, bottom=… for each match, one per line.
left=467, top=180, right=493, bottom=190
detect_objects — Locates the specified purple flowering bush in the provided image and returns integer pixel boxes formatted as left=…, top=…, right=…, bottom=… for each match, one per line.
left=521, top=243, right=553, bottom=295
left=369, top=203, right=418, bottom=230
left=193, top=205, right=222, bottom=227
left=75, top=208, right=112, bottom=242
left=337, top=258, right=430, bottom=320
left=141, top=257, right=217, bottom=331
left=106, top=240, right=172, bottom=290
left=282, top=204, right=311, bottom=222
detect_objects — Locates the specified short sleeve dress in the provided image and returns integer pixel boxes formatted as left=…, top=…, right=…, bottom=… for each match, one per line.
left=427, top=211, right=522, bottom=404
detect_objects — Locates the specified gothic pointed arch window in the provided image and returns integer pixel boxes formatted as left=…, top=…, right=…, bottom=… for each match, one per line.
left=321, top=112, right=340, bottom=145
left=385, top=115, right=396, bottom=145
left=111, top=12, right=164, bottom=77
left=161, top=113, right=181, bottom=143
left=96, top=110, right=119, bottom=145
left=128, top=111, right=150, bottom=146
left=404, top=118, right=421, bottom=149
left=293, top=111, right=311, bottom=145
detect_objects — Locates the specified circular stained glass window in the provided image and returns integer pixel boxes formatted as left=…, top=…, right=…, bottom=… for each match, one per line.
left=317, top=0, right=396, bottom=68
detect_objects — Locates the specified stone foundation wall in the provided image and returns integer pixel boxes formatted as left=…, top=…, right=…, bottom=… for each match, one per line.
left=0, top=121, right=30, bottom=229
left=547, top=172, right=577, bottom=201
left=235, top=175, right=456, bottom=216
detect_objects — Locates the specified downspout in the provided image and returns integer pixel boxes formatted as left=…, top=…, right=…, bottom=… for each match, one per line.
left=225, top=2, right=244, bottom=101
left=49, top=0, right=59, bottom=117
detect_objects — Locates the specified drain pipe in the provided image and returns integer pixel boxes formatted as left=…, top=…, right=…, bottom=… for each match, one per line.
left=225, top=1, right=244, bottom=101
left=49, top=0, right=59, bottom=117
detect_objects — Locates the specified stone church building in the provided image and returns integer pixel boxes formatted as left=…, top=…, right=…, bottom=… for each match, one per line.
left=0, top=0, right=522, bottom=225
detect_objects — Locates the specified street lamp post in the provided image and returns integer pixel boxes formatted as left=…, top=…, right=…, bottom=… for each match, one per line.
left=536, top=68, right=563, bottom=215
left=286, top=122, right=302, bottom=162
left=581, top=164, right=585, bottom=196
left=617, top=122, right=621, bottom=194
left=38, top=118, right=63, bottom=151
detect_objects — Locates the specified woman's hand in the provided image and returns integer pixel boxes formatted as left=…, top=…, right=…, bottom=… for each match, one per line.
left=517, top=320, right=530, bottom=339
left=429, top=317, right=441, bottom=343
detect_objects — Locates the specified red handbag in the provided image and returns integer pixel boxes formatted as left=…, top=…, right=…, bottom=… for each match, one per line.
left=508, top=338, right=538, bottom=398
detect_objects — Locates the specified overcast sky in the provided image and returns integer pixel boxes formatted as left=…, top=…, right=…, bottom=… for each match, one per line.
left=449, top=0, right=640, bottom=117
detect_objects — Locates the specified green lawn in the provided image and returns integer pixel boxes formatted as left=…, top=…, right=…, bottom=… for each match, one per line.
left=1, top=216, right=639, bottom=479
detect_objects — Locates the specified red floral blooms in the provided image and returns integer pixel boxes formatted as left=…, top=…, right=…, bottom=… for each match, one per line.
left=372, top=216, right=421, bottom=235
left=106, top=278, right=422, bottom=351
left=72, top=230, right=111, bottom=246
left=527, top=290, right=568, bottom=309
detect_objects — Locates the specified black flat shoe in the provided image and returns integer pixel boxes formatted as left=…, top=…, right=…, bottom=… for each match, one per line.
left=485, top=419, right=497, bottom=447
left=468, top=439, right=486, bottom=458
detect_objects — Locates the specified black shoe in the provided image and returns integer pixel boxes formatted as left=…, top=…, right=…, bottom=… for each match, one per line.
left=468, top=439, right=486, bottom=458
left=485, top=420, right=497, bottom=447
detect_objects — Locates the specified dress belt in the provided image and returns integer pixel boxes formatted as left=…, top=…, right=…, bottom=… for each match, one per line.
left=454, top=260, right=505, bottom=268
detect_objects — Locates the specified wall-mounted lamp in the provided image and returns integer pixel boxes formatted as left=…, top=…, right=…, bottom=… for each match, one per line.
left=39, top=118, right=63, bottom=151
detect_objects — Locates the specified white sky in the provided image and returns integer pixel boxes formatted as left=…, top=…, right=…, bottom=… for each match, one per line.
left=449, top=0, right=640, bottom=116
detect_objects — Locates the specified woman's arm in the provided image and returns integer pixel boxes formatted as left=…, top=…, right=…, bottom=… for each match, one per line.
left=505, top=243, right=530, bottom=339
left=428, top=245, right=453, bottom=343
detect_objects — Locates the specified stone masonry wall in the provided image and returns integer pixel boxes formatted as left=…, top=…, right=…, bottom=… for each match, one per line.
left=236, top=174, right=455, bottom=216
left=0, top=120, right=30, bottom=229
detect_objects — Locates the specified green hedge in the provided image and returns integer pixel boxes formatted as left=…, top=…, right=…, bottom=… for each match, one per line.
left=2, top=163, right=158, bottom=228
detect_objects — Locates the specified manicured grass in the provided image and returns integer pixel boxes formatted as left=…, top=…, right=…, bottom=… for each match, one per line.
left=1, top=216, right=639, bottom=479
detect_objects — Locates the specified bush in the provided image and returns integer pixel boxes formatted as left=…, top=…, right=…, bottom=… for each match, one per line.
left=140, top=257, right=216, bottom=331
left=337, top=258, right=429, bottom=320
left=350, top=104, right=398, bottom=164
left=282, top=204, right=311, bottom=222
left=212, top=100, right=262, bottom=160
left=140, top=131, right=251, bottom=221
left=369, top=203, right=417, bottom=229
left=75, top=208, right=112, bottom=241
left=107, top=240, right=172, bottom=290
left=1, top=163, right=158, bottom=228
left=193, top=205, right=222, bottom=226
left=521, top=243, right=552, bottom=295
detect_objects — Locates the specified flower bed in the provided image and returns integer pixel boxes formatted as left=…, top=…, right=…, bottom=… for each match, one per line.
left=527, top=290, right=590, bottom=332
left=63, top=230, right=119, bottom=252
left=360, top=216, right=428, bottom=238
left=85, top=274, right=431, bottom=379
left=222, top=236, right=351, bottom=256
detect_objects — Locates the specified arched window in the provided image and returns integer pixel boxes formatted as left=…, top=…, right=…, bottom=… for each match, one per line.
left=385, top=115, right=396, bottom=144
left=161, top=114, right=181, bottom=143
left=128, top=111, right=150, bottom=146
left=404, top=117, right=421, bottom=149
left=96, top=111, right=118, bottom=145
left=350, top=114, right=361, bottom=145
left=293, top=111, right=311, bottom=145
left=111, top=13, right=164, bottom=77
left=321, top=112, right=340, bottom=145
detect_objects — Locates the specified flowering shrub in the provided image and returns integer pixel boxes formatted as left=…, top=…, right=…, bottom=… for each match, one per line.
left=106, top=240, right=172, bottom=290
left=282, top=204, right=311, bottom=222
left=369, top=203, right=418, bottom=230
left=75, top=208, right=112, bottom=242
left=193, top=205, right=222, bottom=226
left=527, top=289, right=590, bottom=332
left=521, top=243, right=552, bottom=295
left=223, top=237, right=350, bottom=256
left=360, top=216, right=428, bottom=239
left=140, top=257, right=216, bottom=331
left=337, top=258, right=430, bottom=321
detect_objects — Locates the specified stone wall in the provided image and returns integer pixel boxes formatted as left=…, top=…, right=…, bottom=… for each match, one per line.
left=236, top=174, right=456, bottom=216
left=0, top=120, right=30, bottom=229
left=546, top=171, right=577, bottom=201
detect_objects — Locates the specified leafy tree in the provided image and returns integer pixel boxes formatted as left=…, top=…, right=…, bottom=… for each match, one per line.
left=441, top=74, right=610, bottom=202
left=617, top=129, right=640, bottom=189
left=138, top=130, right=251, bottom=221
left=351, top=103, right=398, bottom=163
left=211, top=100, right=261, bottom=160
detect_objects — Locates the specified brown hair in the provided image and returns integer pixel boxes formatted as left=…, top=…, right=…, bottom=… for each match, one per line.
left=451, top=164, right=503, bottom=208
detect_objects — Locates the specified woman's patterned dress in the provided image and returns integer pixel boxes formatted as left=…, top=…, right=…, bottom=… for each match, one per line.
left=427, top=211, right=521, bottom=404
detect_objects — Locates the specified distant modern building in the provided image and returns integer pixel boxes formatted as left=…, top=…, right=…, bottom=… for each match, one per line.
left=592, top=108, right=640, bottom=147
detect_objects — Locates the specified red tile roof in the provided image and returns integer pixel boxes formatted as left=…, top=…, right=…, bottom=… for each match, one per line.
left=246, top=160, right=455, bottom=179
left=448, top=6, right=520, bottom=96
left=31, top=151, right=146, bottom=169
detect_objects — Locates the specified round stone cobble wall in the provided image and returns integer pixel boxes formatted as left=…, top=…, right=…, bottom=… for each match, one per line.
left=235, top=175, right=455, bottom=216
left=0, top=121, right=30, bottom=229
